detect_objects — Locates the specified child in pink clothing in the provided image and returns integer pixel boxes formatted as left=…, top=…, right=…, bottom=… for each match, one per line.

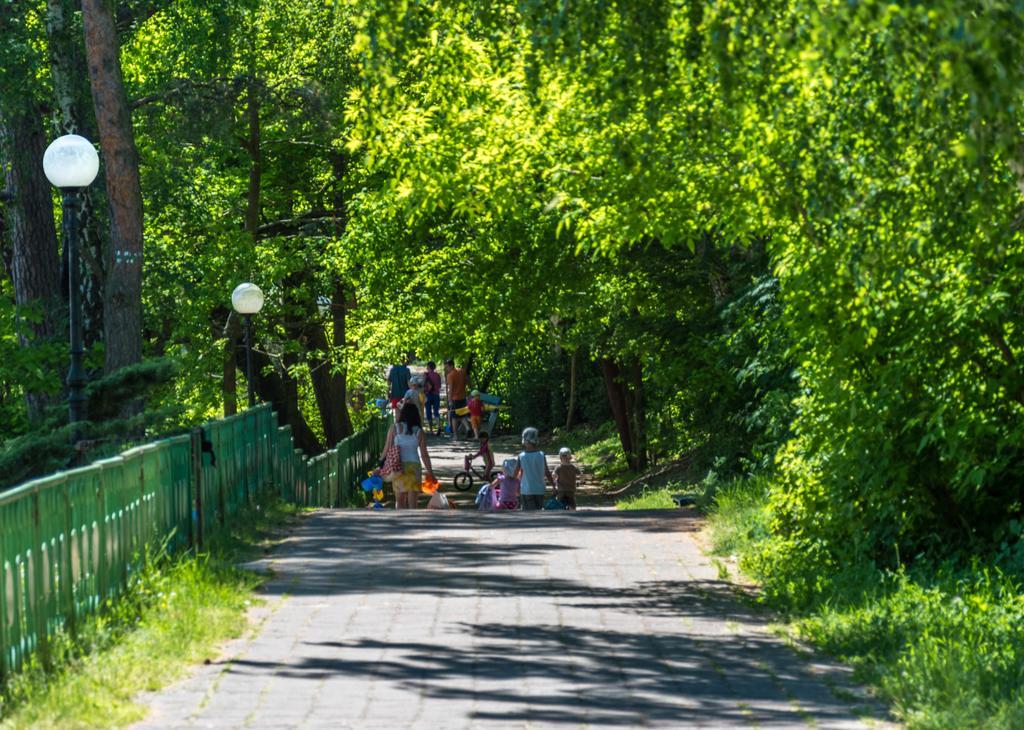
left=492, top=458, right=520, bottom=511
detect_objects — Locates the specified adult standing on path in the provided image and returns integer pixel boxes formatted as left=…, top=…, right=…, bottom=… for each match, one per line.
left=444, top=358, right=468, bottom=437
left=382, top=401, right=435, bottom=509
left=423, top=361, right=443, bottom=435
left=387, top=355, right=412, bottom=410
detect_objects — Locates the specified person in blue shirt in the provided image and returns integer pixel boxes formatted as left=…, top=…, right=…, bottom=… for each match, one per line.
left=516, top=427, right=554, bottom=511
left=387, top=356, right=412, bottom=410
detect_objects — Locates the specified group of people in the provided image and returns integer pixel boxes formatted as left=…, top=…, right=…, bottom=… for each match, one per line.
left=377, top=357, right=583, bottom=511
left=386, top=357, right=475, bottom=437
left=473, top=427, right=582, bottom=512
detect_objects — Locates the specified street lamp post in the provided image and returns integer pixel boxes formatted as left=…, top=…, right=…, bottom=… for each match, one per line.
left=231, top=282, right=264, bottom=408
left=43, top=135, right=100, bottom=433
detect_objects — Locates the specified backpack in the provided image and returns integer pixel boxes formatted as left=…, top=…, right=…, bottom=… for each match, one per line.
left=476, top=484, right=494, bottom=512
left=544, top=497, right=566, bottom=511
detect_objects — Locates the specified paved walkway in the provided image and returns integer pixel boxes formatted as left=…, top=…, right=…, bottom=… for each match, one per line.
left=136, top=510, right=889, bottom=729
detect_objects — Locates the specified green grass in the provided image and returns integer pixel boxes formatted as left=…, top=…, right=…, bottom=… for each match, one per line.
left=0, top=496, right=298, bottom=729
left=796, top=567, right=1024, bottom=729
left=705, top=476, right=772, bottom=556
left=705, top=476, right=1024, bottom=729
left=617, top=486, right=679, bottom=510
left=550, top=422, right=633, bottom=487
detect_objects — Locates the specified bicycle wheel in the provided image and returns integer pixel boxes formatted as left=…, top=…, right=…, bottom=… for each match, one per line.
left=453, top=471, right=474, bottom=492
left=487, top=470, right=500, bottom=483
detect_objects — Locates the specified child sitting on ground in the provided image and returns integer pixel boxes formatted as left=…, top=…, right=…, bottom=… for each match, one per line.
left=553, top=447, right=582, bottom=510
left=464, top=431, right=495, bottom=475
left=492, top=458, right=520, bottom=511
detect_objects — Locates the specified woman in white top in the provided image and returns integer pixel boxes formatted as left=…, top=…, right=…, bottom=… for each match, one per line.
left=382, top=401, right=435, bottom=509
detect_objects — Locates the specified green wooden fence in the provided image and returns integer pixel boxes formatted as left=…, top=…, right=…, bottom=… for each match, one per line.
left=0, top=404, right=388, bottom=679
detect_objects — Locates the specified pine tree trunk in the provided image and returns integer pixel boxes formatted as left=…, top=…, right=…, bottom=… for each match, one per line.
left=81, top=0, right=143, bottom=375
left=0, top=109, right=64, bottom=422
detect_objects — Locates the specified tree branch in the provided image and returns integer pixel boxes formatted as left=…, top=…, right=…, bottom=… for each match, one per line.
left=256, top=210, right=346, bottom=239
left=116, top=0, right=174, bottom=35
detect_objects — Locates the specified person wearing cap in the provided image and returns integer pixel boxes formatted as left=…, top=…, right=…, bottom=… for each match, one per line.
left=492, top=458, right=520, bottom=510
left=554, top=447, right=582, bottom=510
left=517, top=427, right=555, bottom=511
left=467, top=389, right=485, bottom=439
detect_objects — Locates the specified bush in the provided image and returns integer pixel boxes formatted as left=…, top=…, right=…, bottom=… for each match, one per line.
left=798, top=566, right=1024, bottom=729
left=708, top=475, right=1024, bottom=728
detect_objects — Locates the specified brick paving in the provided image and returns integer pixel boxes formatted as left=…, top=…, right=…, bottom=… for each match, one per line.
left=135, top=509, right=890, bottom=729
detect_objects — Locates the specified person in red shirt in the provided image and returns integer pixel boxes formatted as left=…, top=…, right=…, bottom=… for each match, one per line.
left=467, top=390, right=485, bottom=439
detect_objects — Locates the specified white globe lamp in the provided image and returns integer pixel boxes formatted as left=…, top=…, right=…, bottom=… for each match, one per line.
left=44, top=134, right=100, bottom=434
left=42, top=134, right=100, bottom=189
left=232, top=283, right=264, bottom=407
left=231, top=282, right=265, bottom=315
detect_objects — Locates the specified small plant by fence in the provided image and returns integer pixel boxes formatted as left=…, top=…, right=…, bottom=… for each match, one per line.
left=0, top=404, right=388, bottom=679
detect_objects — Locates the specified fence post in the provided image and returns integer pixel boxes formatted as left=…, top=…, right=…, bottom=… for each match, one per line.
left=190, top=428, right=204, bottom=551
left=96, top=469, right=108, bottom=607
left=0, top=501, right=7, bottom=681
left=31, top=487, right=50, bottom=668
left=62, top=485, right=76, bottom=638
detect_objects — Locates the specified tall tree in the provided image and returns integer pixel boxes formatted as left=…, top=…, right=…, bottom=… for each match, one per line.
left=0, top=110, right=64, bottom=422
left=81, top=0, right=143, bottom=375
left=0, top=1, right=65, bottom=422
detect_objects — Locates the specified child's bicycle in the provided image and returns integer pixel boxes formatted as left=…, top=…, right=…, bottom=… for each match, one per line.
left=453, top=460, right=500, bottom=492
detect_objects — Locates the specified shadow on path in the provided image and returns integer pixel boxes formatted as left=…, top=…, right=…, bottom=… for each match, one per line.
left=137, top=509, right=888, bottom=729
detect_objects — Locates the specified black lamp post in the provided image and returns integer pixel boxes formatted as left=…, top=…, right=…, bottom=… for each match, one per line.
left=231, top=282, right=264, bottom=407
left=43, top=134, right=99, bottom=433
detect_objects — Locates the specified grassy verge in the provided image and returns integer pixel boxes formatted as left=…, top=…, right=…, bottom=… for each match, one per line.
left=616, top=486, right=679, bottom=510
left=0, top=496, right=298, bottom=729
left=550, top=422, right=633, bottom=488
left=706, top=476, right=1024, bottom=729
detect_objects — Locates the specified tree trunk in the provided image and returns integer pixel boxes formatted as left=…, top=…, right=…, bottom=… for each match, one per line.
left=306, top=318, right=346, bottom=448
left=565, top=348, right=578, bottom=430
left=314, top=153, right=354, bottom=442
left=330, top=280, right=353, bottom=437
left=629, top=358, right=648, bottom=470
left=244, top=77, right=261, bottom=236
left=47, top=0, right=108, bottom=350
left=240, top=340, right=321, bottom=454
left=82, top=0, right=143, bottom=375
left=601, top=358, right=640, bottom=471
left=218, top=308, right=238, bottom=417
left=0, top=109, right=64, bottom=421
